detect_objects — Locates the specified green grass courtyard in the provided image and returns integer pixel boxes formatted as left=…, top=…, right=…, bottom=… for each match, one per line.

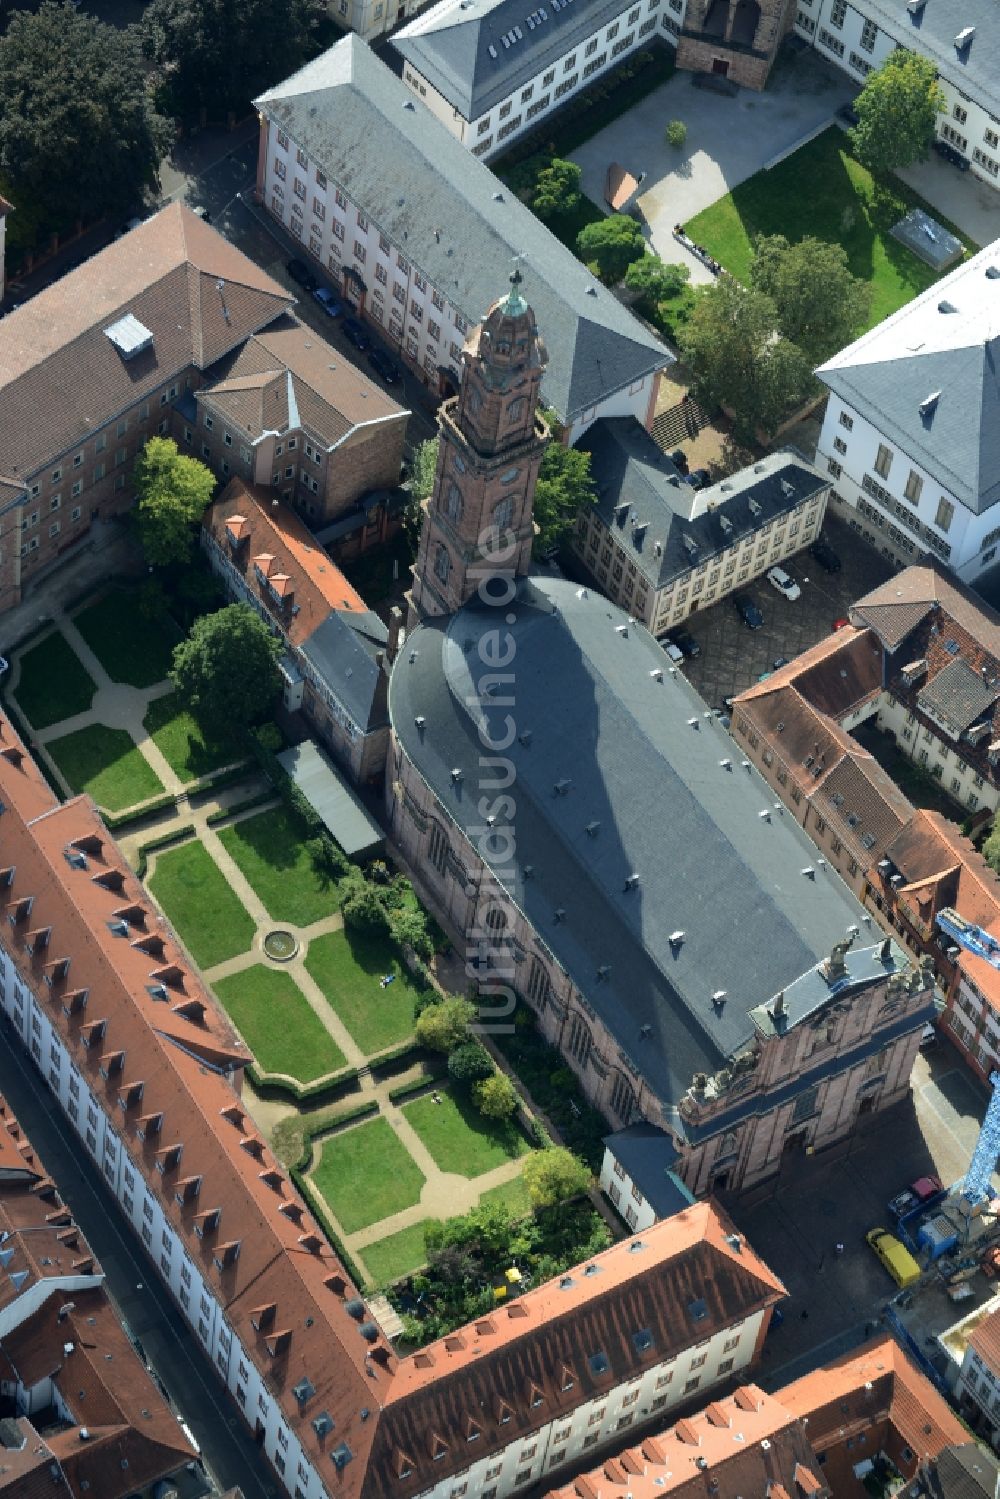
left=143, top=692, right=240, bottom=783
left=212, top=965, right=346, bottom=1083
left=15, top=631, right=96, bottom=729
left=684, top=128, right=976, bottom=328
left=218, top=806, right=340, bottom=927
left=73, top=590, right=180, bottom=688
left=305, top=928, right=420, bottom=1054
left=361, top=1221, right=436, bottom=1286
left=148, top=839, right=256, bottom=969
left=45, top=724, right=164, bottom=811
left=404, top=1087, right=531, bottom=1177
left=311, top=1116, right=425, bottom=1234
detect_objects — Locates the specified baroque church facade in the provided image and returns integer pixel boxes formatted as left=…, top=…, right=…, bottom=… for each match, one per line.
left=389, top=278, right=935, bottom=1198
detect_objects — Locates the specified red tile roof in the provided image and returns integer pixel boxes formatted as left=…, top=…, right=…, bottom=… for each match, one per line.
left=967, top=1301, right=1000, bottom=1372
left=853, top=563, right=1000, bottom=661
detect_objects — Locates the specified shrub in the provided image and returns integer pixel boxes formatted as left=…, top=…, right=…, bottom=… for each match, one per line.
left=415, top=997, right=474, bottom=1053
left=666, top=118, right=687, bottom=148
left=474, top=1072, right=518, bottom=1120
left=523, top=1147, right=593, bottom=1208
left=255, top=722, right=284, bottom=753
left=447, top=1041, right=495, bottom=1087
left=390, top=906, right=435, bottom=963
left=341, top=880, right=391, bottom=935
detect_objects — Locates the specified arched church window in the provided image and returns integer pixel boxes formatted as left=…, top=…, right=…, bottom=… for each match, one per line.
left=444, top=481, right=463, bottom=522
left=434, top=545, right=450, bottom=582
left=507, top=397, right=526, bottom=423
left=493, top=496, right=514, bottom=531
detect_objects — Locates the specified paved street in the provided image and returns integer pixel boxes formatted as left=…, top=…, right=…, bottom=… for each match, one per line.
left=735, top=1043, right=995, bottom=1387
left=0, top=1019, right=283, bottom=1499
left=675, top=512, right=895, bottom=711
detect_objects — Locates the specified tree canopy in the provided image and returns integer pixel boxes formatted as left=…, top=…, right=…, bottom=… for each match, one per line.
left=523, top=1147, right=592, bottom=1208
left=0, top=4, right=170, bottom=246
left=750, top=234, right=870, bottom=367
left=531, top=158, right=582, bottom=222
left=532, top=439, right=597, bottom=559
left=171, top=603, right=282, bottom=737
left=414, top=997, right=475, bottom=1054
left=679, top=278, right=812, bottom=444
left=133, top=437, right=216, bottom=567
left=474, top=1072, right=518, bottom=1120
left=625, top=253, right=690, bottom=311
left=576, top=213, right=646, bottom=284
left=849, top=51, right=944, bottom=177
left=143, top=0, right=327, bottom=122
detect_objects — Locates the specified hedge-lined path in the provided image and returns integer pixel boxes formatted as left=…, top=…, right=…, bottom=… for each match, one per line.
left=9, top=606, right=182, bottom=797
left=115, top=780, right=277, bottom=868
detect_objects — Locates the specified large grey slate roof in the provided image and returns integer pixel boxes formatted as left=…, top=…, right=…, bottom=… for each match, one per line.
left=255, top=37, right=669, bottom=426
left=859, top=0, right=1000, bottom=120
left=602, top=1124, right=693, bottom=1217
left=581, top=420, right=827, bottom=590
left=300, top=608, right=389, bottom=733
left=390, top=576, right=896, bottom=1116
left=393, top=0, right=634, bottom=121
left=817, top=244, right=1000, bottom=516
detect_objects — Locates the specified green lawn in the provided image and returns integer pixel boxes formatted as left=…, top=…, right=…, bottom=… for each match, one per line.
left=45, top=724, right=164, bottom=811
left=218, top=806, right=338, bottom=927
left=73, top=590, right=180, bottom=687
left=362, top=1221, right=437, bottom=1286
left=148, top=840, right=256, bottom=969
left=15, top=631, right=96, bottom=729
left=305, top=928, right=419, bottom=1055
left=212, top=965, right=346, bottom=1082
left=479, top=1174, right=532, bottom=1218
left=143, top=692, right=239, bottom=783
left=404, top=1088, right=531, bottom=1177
left=684, top=128, right=977, bottom=327
left=311, top=1117, right=425, bottom=1234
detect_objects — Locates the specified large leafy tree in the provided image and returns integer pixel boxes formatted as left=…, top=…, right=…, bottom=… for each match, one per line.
left=576, top=213, right=646, bottom=284
left=849, top=51, right=944, bottom=177
left=134, top=437, right=216, bottom=567
left=0, top=4, right=170, bottom=243
left=750, top=234, right=870, bottom=367
left=143, top=0, right=326, bottom=123
left=532, top=440, right=597, bottom=558
left=624, top=252, right=690, bottom=311
left=531, top=158, right=582, bottom=223
left=414, top=997, right=475, bottom=1054
left=171, top=603, right=282, bottom=737
left=523, top=1147, right=592, bottom=1208
left=679, top=278, right=812, bottom=444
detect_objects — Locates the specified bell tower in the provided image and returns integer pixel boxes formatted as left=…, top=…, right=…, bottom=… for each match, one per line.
left=408, top=269, right=548, bottom=624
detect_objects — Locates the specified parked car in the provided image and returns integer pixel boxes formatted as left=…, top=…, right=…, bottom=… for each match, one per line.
left=286, top=258, right=317, bottom=291
left=811, top=535, right=842, bottom=572
left=933, top=138, right=971, bottom=170
left=734, top=594, right=763, bottom=629
left=772, top=655, right=790, bottom=670
left=832, top=617, right=850, bottom=632
left=312, top=286, right=343, bottom=317
left=670, top=448, right=689, bottom=474
left=836, top=103, right=860, bottom=127
left=191, top=205, right=211, bottom=223
left=342, top=316, right=371, bottom=350
left=865, top=1227, right=921, bottom=1288
left=888, top=1175, right=943, bottom=1220
left=766, top=565, right=801, bottom=601
left=662, top=641, right=685, bottom=664
left=669, top=628, right=701, bottom=659
left=688, top=467, right=712, bottom=490
left=368, top=348, right=402, bottom=383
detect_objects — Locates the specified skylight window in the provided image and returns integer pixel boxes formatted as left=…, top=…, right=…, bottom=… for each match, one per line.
left=688, top=1298, right=708, bottom=1321
left=588, top=1350, right=609, bottom=1376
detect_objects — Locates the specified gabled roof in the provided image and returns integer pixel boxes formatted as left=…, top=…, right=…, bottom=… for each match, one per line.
left=817, top=244, right=1000, bottom=515
left=0, top=203, right=293, bottom=484
left=603, top=1124, right=694, bottom=1218
left=852, top=561, right=1000, bottom=661
left=393, top=0, right=633, bottom=121
left=911, top=1443, right=1000, bottom=1499
left=580, top=421, right=825, bottom=589
left=255, top=37, right=669, bottom=425
left=849, top=0, right=1000, bottom=121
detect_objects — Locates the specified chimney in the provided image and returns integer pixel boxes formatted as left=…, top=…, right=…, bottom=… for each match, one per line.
left=386, top=605, right=404, bottom=663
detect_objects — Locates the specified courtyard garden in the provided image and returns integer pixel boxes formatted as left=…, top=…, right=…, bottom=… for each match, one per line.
left=147, top=839, right=256, bottom=968
left=15, top=631, right=95, bottom=729
left=45, top=723, right=165, bottom=810
left=311, top=1116, right=426, bottom=1234
left=218, top=804, right=341, bottom=927
left=684, top=127, right=976, bottom=328
left=305, top=927, right=423, bottom=1054
left=73, top=588, right=180, bottom=687
left=404, top=1086, right=531, bottom=1177
left=142, top=691, right=240, bottom=782
left=212, top=965, right=347, bottom=1083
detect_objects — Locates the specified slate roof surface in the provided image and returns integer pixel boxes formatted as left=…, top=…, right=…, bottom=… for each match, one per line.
left=602, top=1124, right=694, bottom=1217
left=0, top=203, right=292, bottom=483
left=580, top=421, right=826, bottom=590
left=255, top=37, right=669, bottom=425
left=817, top=244, right=1000, bottom=516
left=917, top=656, right=998, bottom=735
left=917, top=1443, right=1000, bottom=1499
left=857, top=0, right=1000, bottom=119
left=391, top=575, right=885, bottom=1110
left=393, top=0, right=634, bottom=120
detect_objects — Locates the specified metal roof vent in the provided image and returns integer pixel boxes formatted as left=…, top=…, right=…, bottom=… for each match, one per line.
left=938, top=300, right=958, bottom=314
left=669, top=930, right=685, bottom=945
left=986, top=266, right=1000, bottom=279
left=597, top=964, right=611, bottom=980
left=403, top=99, right=416, bottom=110
left=955, top=24, right=975, bottom=47
left=586, top=286, right=598, bottom=297
left=104, top=313, right=153, bottom=360
left=919, top=391, right=940, bottom=416
left=554, top=907, right=566, bottom=922
left=907, top=0, right=925, bottom=12
left=414, top=716, right=425, bottom=728
left=623, top=873, right=639, bottom=891
left=586, top=821, right=600, bottom=836
left=450, top=768, right=462, bottom=783
left=650, top=668, right=663, bottom=682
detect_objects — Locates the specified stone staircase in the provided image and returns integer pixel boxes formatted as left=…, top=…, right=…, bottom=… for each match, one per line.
left=652, top=395, right=713, bottom=453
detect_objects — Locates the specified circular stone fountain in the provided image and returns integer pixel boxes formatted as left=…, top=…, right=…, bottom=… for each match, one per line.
left=263, top=929, right=299, bottom=962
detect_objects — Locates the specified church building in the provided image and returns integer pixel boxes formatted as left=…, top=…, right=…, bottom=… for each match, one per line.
left=389, top=276, right=936, bottom=1198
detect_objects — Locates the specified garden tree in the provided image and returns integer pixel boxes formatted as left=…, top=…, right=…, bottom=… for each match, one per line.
left=576, top=213, right=646, bottom=284
left=983, top=812, right=1000, bottom=875
left=143, top=0, right=326, bottom=123
left=414, top=996, right=474, bottom=1053
left=624, top=253, right=690, bottom=310
left=750, top=234, right=871, bottom=366
left=532, top=440, right=597, bottom=558
left=307, top=833, right=350, bottom=885
left=340, top=879, right=391, bottom=936
left=0, top=5, right=170, bottom=247
left=474, top=1071, right=518, bottom=1120
left=389, top=905, right=434, bottom=962
left=849, top=51, right=944, bottom=176
left=679, top=278, right=812, bottom=444
left=170, top=603, right=282, bottom=737
left=665, top=119, right=687, bottom=148
left=409, top=437, right=439, bottom=502
left=531, top=157, right=582, bottom=222
left=523, top=1146, right=592, bottom=1208
left=447, top=1040, right=495, bottom=1087
left=133, top=437, right=216, bottom=567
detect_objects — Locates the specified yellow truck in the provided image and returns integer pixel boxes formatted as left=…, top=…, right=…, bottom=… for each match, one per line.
left=865, top=1227, right=921, bottom=1288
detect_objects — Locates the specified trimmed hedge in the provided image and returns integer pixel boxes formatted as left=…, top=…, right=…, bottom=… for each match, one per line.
left=187, top=760, right=254, bottom=800
left=104, top=790, right=180, bottom=830
left=387, top=1074, right=441, bottom=1106
left=205, top=789, right=276, bottom=827
left=246, top=1061, right=361, bottom=1104
left=133, top=824, right=196, bottom=880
